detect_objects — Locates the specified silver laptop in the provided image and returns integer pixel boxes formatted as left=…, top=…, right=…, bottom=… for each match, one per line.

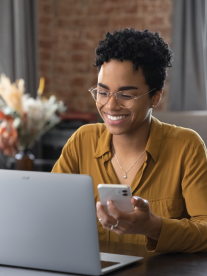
left=0, top=170, right=142, bottom=275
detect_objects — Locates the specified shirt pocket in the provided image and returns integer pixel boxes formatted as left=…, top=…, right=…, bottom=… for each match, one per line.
left=149, top=197, right=185, bottom=219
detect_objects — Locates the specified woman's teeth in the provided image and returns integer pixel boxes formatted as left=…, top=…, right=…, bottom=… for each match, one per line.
left=108, top=115, right=127, bottom=121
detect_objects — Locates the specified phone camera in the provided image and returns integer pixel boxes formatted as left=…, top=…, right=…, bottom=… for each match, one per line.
left=122, top=190, right=128, bottom=196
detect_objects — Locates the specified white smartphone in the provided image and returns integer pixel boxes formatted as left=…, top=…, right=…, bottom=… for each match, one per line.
left=98, top=184, right=133, bottom=214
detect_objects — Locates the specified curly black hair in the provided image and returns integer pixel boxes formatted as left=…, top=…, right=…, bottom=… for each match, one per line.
left=94, top=28, right=173, bottom=97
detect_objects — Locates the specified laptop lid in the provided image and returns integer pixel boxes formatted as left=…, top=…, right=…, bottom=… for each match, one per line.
left=0, top=170, right=101, bottom=275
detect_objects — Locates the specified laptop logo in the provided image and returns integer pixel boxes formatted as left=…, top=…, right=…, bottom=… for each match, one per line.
left=22, top=176, right=30, bottom=180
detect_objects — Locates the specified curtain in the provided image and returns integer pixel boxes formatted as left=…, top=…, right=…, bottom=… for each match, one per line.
left=0, top=0, right=38, bottom=98
left=169, top=0, right=207, bottom=110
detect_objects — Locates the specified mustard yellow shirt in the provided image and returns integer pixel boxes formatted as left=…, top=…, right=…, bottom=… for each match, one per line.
left=52, top=116, right=207, bottom=253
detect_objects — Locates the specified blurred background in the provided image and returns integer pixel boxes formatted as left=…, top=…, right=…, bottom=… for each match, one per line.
left=37, top=0, right=173, bottom=112
left=38, top=0, right=172, bottom=112
left=0, top=0, right=207, bottom=171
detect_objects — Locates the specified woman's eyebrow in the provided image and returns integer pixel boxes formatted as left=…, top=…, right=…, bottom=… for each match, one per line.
left=97, top=83, right=139, bottom=91
left=118, top=86, right=139, bottom=91
left=97, top=83, right=109, bottom=89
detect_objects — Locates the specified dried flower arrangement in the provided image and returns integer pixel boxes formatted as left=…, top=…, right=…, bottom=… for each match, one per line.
left=0, top=75, right=67, bottom=157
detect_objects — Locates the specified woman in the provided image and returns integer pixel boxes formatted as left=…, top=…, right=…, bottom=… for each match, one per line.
left=52, top=29, right=207, bottom=253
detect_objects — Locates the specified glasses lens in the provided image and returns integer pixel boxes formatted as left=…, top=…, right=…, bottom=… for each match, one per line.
left=116, top=92, right=134, bottom=108
left=91, top=88, right=109, bottom=105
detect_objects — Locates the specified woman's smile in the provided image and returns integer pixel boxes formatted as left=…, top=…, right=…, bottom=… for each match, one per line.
left=103, top=112, right=130, bottom=125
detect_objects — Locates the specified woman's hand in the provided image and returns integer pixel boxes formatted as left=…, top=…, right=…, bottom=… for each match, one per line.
left=96, top=196, right=162, bottom=241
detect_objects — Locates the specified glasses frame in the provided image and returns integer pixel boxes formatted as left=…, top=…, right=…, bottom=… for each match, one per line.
left=88, top=86, right=156, bottom=108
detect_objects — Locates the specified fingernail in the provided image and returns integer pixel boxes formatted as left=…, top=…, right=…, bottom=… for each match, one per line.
left=133, top=196, right=140, bottom=200
left=96, top=201, right=101, bottom=207
left=107, top=200, right=111, bottom=205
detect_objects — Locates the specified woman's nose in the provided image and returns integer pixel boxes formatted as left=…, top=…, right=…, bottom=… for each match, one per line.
left=104, top=93, right=120, bottom=109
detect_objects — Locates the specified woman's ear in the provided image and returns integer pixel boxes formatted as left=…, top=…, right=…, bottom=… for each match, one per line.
left=151, top=90, right=163, bottom=108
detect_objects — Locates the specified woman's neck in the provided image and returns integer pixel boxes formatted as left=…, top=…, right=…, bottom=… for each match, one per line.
left=112, top=118, right=151, bottom=157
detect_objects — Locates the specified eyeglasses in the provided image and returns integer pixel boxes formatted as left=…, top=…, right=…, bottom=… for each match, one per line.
left=88, top=86, right=156, bottom=108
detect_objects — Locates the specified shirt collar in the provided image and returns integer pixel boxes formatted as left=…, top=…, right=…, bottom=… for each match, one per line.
left=145, top=116, right=162, bottom=163
left=94, top=125, right=112, bottom=159
left=94, top=116, right=163, bottom=163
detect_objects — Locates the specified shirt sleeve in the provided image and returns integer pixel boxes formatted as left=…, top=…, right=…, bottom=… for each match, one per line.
left=51, top=132, right=80, bottom=174
left=146, top=142, right=207, bottom=253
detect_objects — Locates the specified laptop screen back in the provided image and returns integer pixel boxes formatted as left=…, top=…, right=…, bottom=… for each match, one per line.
left=0, top=170, right=101, bottom=275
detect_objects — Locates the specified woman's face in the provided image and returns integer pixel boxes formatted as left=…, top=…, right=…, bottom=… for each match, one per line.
left=96, top=59, right=160, bottom=136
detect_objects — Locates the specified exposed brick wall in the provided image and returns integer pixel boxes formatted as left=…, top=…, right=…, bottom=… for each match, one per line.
left=37, top=0, right=173, bottom=114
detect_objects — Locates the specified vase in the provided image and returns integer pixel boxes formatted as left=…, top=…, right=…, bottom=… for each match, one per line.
left=15, top=150, right=35, bottom=171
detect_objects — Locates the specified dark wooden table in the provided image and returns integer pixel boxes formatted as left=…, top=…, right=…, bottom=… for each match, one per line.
left=0, top=242, right=207, bottom=275
left=100, top=241, right=207, bottom=276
